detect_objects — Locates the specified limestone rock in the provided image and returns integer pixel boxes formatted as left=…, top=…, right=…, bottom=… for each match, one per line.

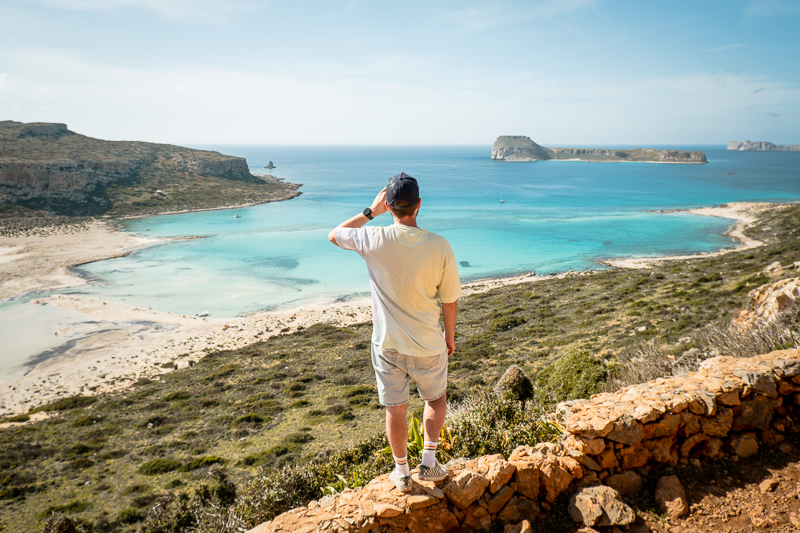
left=728, top=433, right=759, bottom=457
left=498, top=496, right=540, bottom=524
left=503, top=520, right=533, bottom=533
left=535, top=454, right=574, bottom=502
left=699, top=407, right=733, bottom=436
left=568, top=486, right=635, bottom=527
left=462, top=503, right=491, bottom=531
left=478, top=454, right=516, bottom=493
left=655, top=475, right=689, bottom=520
left=486, top=485, right=515, bottom=514
left=605, top=470, right=643, bottom=497
left=443, top=470, right=490, bottom=510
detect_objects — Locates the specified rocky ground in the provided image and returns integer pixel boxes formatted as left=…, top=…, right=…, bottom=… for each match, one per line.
left=569, top=443, right=800, bottom=533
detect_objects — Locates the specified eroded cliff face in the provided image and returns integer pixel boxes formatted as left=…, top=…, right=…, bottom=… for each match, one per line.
left=728, top=141, right=800, bottom=152
left=491, top=136, right=708, bottom=164
left=491, top=136, right=552, bottom=161
left=0, top=121, right=268, bottom=216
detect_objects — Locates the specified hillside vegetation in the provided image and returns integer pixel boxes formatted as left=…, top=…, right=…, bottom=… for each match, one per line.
left=1, top=205, right=799, bottom=533
left=0, top=121, right=299, bottom=221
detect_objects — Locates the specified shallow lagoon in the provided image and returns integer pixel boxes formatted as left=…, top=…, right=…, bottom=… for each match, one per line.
left=70, top=145, right=799, bottom=316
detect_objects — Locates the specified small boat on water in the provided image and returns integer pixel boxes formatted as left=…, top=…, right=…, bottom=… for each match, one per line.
left=197, top=311, right=210, bottom=317
left=233, top=214, right=241, bottom=218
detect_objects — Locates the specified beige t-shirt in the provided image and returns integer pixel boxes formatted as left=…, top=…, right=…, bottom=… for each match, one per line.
left=335, top=223, right=462, bottom=357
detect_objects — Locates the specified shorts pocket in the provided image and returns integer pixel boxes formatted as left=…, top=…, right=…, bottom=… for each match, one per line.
left=412, top=353, right=443, bottom=371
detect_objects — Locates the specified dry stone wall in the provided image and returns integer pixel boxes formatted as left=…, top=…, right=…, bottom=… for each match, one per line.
left=247, top=348, right=800, bottom=533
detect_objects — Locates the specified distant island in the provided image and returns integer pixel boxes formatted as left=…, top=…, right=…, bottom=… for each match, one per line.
left=727, top=140, right=800, bottom=152
left=491, top=136, right=707, bottom=164
left=0, top=121, right=301, bottom=218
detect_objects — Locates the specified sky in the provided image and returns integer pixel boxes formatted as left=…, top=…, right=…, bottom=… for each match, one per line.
left=1, top=0, right=799, bottom=145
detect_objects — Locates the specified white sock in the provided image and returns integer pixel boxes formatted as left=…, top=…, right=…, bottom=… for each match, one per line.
left=393, top=454, right=410, bottom=477
left=421, top=440, right=438, bottom=468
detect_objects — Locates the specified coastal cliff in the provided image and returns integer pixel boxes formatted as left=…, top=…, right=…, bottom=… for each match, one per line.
left=0, top=121, right=300, bottom=217
left=727, top=140, right=800, bottom=152
left=491, top=136, right=707, bottom=164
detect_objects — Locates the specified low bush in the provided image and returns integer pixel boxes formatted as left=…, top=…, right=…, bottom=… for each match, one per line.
left=138, top=459, right=183, bottom=476
left=533, top=350, right=607, bottom=406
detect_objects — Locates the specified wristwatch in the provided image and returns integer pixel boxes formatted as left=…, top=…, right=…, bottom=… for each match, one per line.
left=363, top=207, right=374, bottom=220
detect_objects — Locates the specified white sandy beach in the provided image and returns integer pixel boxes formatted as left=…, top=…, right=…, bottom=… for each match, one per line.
left=0, top=201, right=791, bottom=417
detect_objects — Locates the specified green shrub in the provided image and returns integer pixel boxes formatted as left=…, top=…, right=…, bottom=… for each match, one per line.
left=184, top=456, right=224, bottom=471
left=291, top=400, right=310, bottom=408
left=489, top=315, right=527, bottom=332
left=163, top=391, right=192, bottom=401
left=68, top=458, right=94, bottom=470
left=1, top=414, right=30, bottom=423
left=232, top=414, right=264, bottom=427
left=534, top=350, right=607, bottom=406
left=34, top=395, right=97, bottom=413
left=117, top=508, right=145, bottom=524
left=137, top=459, right=183, bottom=475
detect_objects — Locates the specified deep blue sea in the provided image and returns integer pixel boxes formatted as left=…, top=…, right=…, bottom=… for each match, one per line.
left=63, top=145, right=800, bottom=317
left=1, top=145, right=799, bottom=380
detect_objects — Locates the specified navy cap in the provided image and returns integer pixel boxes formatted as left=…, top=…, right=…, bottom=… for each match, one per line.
left=386, top=172, right=419, bottom=208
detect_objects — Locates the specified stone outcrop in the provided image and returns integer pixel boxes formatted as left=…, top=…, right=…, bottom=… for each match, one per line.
left=736, top=277, right=800, bottom=329
left=727, top=141, right=800, bottom=152
left=0, top=120, right=273, bottom=216
left=248, top=348, right=800, bottom=533
left=491, top=136, right=707, bottom=164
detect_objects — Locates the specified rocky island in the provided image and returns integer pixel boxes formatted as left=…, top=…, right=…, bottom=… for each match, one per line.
left=0, top=121, right=301, bottom=219
left=727, top=140, right=800, bottom=152
left=491, top=136, right=707, bottom=164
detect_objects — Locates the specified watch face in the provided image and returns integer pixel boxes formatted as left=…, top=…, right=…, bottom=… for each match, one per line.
left=363, top=208, right=373, bottom=219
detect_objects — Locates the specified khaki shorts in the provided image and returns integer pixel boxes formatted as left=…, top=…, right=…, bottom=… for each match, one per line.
left=371, top=344, right=448, bottom=407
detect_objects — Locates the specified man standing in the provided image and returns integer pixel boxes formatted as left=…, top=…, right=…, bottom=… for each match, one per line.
left=328, top=172, right=461, bottom=492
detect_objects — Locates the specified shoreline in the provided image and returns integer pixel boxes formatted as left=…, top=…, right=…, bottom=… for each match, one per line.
left=0, top=200, right=793, bottom=417
left=597, top=201, right=793, bottom=269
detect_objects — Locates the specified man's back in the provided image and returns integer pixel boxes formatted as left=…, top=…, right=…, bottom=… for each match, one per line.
left=335, top=223, right=461, bottom=357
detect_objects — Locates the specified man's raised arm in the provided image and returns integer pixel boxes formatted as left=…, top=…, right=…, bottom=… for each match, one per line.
left=328, top=188, right=388, bottom=247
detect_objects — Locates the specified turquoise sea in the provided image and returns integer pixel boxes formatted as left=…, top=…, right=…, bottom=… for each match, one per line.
left=1, top=145, right=799, bottom=380
left=70, top=145, right=800, bottom=316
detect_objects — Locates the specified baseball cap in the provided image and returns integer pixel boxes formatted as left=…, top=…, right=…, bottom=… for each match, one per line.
left=386, top=172, right=419, bottom=208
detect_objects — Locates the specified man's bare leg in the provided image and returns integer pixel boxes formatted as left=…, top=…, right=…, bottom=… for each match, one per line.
left=386, top=403, right=410, bottom=476
left=421, top=393, right=447, bottom=468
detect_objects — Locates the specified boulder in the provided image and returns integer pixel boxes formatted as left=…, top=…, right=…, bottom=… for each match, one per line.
left=443, top=470, right=490, bottom=510
left=728, top=433, right=760, bottom=457
left=605, top=470, right=643, bottom=497
left=568, top=486, right=635, bottom=527
left=655, top=475, right=689, bottom=520
left=498, top=496, right=540, bottom=524
left=478, top=454, right=516, bottom=493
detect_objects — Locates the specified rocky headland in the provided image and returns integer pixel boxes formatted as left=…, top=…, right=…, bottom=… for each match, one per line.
left=0, top=120, right=300, bottom=218
left=491, top=136, right=707, bottom=164
left=727, top=140, right=800, bottom=152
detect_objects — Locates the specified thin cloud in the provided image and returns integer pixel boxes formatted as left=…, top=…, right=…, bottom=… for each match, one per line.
left=768, top=113, right=781, bottom=117
left=744, top=0, right=800, bottom=18
left=752, top=87, right=766, bottom=95
left=704, top=43, right=744, bottom=53
left=27, top=0, right=254, bottom=22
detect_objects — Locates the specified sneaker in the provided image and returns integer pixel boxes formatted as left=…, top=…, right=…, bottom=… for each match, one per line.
left=418, top=459, right=448, bottom=482
left=389, top=468, right=412, bottom=493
